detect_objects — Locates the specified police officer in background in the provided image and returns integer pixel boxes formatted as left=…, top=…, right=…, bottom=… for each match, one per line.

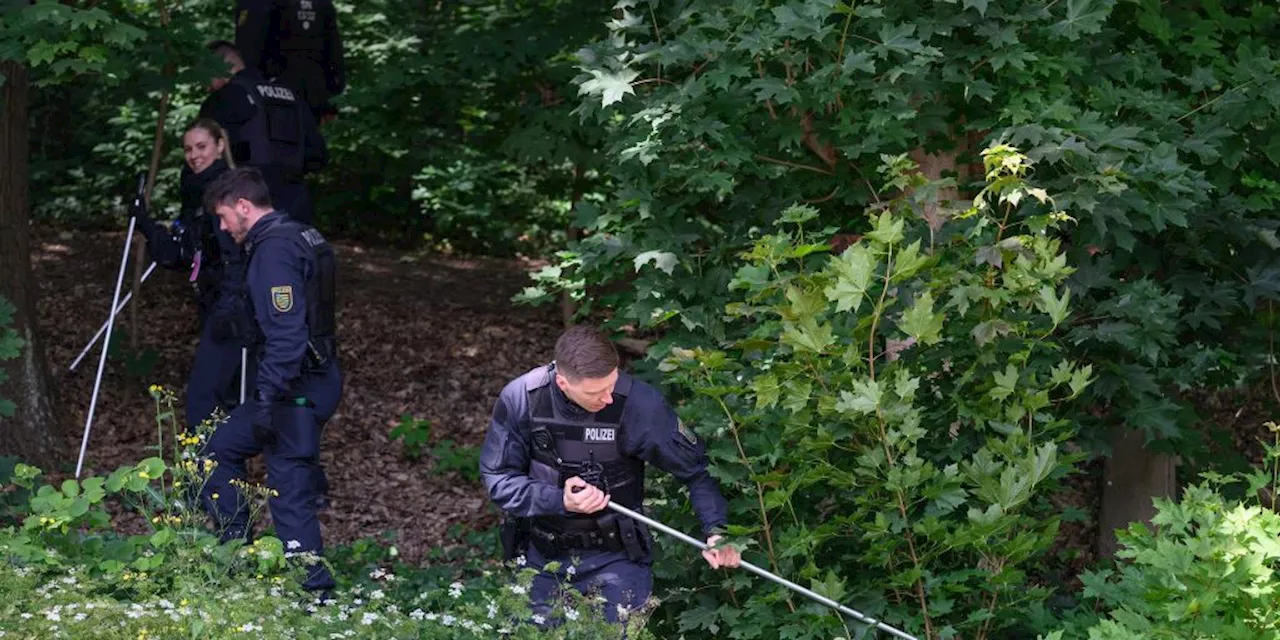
left=199, top=167, right=343, bottom=596
left=235, top=0, right=346, bottom=122
left=200, top=40, right=327, bottom=226
left=480, top=325, right=741, bottom=625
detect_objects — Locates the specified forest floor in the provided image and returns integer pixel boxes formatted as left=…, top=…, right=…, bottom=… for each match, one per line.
left=32, top=229, right=563, bottom=563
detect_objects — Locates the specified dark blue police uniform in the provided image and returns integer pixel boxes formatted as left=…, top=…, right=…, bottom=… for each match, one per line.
left=200, top=210, right=342, bottom=592
left=235, top=0, right=346, bottom=120
left=199, top=69, right=328, bottom=225
left=480, top=364, right=728, bottom=623
left=136, top=158, right=257, bottom=427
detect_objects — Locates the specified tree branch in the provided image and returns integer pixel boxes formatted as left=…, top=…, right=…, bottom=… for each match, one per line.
left=754, top=154, right=834, bottom=175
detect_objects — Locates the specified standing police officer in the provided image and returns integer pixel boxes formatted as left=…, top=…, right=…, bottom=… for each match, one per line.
left=235, top=0, right=346, bottom=122
left=199, top=167, right=343, bottom=595
left=133, top=119, right=256, bottom=428
left=480, top=325, right=741, bottom=625
left=200, top=41, right=327, bottom=226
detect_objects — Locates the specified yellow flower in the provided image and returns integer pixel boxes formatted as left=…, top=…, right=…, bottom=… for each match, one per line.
left=173, top=481, right=182, bottom=489
left=211, top=493, right=219, bottom=500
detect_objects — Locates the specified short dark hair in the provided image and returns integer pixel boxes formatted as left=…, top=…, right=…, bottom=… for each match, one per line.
left=204, top=167, right=273, bottom=213
left=554, top=325, right=619, bottom=380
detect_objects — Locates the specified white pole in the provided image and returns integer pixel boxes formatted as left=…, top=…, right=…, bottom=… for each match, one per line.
left=605, top=501, right=921, bottom=640
left=74, top=217, right=136, bottom=478
left=68, top=261, right=157, bottom=372
left=240, top=348, right=248, bottom=404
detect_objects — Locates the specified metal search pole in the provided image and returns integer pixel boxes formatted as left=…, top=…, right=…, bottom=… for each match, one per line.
left=68, top=261, right=158, bottom=372
left=75, top=173, right=146, bottom=479
left=606, top=501, right=920, bottom=640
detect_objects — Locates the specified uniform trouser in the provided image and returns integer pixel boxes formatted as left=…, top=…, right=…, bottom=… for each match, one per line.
left=269, top=179, right=314, bottom=226
left=185, top=320, right=256, bottom=428
left=527, top=544, right=653, bottom=627
left=200, top=363, right=342, bottom=592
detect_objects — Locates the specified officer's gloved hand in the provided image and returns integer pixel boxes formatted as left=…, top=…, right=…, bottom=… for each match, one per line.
left=252, top=392, right=276, bottom=445
left=130, top=195, right=159, bottom=237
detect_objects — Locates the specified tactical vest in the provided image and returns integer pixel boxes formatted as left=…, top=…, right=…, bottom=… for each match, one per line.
left=228, top=73, right=307, bottom=177
left=270, top=0, right=333, bottom=112
left=247, top=216, right=338, bottom=364
left=524, top=365, right=645, bottom=535
left=274, top=0, right=326, bottom=60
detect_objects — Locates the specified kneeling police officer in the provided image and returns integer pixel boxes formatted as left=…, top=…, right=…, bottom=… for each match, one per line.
left=199, top=167, right=343, bottom=595
left=480, top=325, right=741, bottom=624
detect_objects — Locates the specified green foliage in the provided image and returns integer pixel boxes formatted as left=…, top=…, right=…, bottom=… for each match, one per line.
left=1037, top=424, right=1280, bottom=640
left=390, top=413, right=432, bottom=460
left=430, top=439, right=482, bottom=483
left=532, top=0, right=1280, bottom=466
left=0, top=296, right=24, bottom=418
left=646, top=150, right=1089, bottom=639
left=389, top=413, right=481, bottom=481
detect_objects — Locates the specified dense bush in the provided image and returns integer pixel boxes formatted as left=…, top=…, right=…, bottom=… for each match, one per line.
left=1035, top=425, right=1280, bottom=639
left=530, top=0, right=1280, bottom=463
left=633, top=148, right=1091, bottom=640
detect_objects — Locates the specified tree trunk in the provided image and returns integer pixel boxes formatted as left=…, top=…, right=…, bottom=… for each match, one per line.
left=560, top=163, right=585, bottom=328
left=1097, top=428, right=1178, bottom=559
left=0, top=60, right=62, bottom=467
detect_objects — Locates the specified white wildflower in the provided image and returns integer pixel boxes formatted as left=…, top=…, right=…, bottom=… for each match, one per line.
left=448, top=581, right=464, bottom=598
left=361, top=612, right=379, bottom=625
left=531, top=614, right=546, bottom=625
left=565, top=608, right=580, bottom=621
left=287, top=539, right=302, bottom=550
left=409, top=609, right=425, bottom=621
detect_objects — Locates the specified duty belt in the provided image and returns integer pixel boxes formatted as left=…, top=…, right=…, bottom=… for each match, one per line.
left=530, top=523, right=625, bottom=555
left=529, top=513, right=647, bottom=560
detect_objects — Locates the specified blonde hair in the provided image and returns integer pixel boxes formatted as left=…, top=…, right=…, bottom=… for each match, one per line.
left=187, top=118, right=236, bottom=168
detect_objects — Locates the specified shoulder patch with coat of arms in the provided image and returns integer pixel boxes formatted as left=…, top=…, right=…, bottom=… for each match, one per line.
left=677, top=418, right=697, bottom=445
left=270, top=285, right=294, bottom=313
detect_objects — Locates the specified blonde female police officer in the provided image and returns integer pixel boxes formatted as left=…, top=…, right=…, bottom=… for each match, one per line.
left=481, top=325, right=741, bottom=624
left=132, top=119, right=255, bottom=428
